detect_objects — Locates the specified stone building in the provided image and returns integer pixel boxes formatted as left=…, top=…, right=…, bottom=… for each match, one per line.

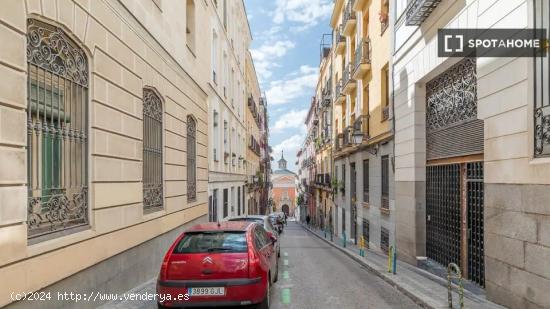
left=207, top=0, right=251, bottom=221
left=0, top=0, right=252, bottom=308
left=271, top=153, right=297, bottom=216
left=329, top=0, right=394, bottom=254
left=393, top=0, right=550, bottom=308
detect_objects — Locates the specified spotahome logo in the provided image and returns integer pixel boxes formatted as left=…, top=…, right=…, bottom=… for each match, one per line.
left=438, top=29, right=547, bottom=57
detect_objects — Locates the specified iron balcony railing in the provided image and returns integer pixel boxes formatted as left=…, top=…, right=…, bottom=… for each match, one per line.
left=335, top=79, right=344, bottom=101
left=405, top=0, right=442, bottom=26
left=353, top=114, right=369, bottom=142
left=343, top=0, right=356, bottom=26
left=343, top=63, right=353, bottom=88
left=336, top=25, right=346, bottom=45
left=354, top=38, right=371, bottom=72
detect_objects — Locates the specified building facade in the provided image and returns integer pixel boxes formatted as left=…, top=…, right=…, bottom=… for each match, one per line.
left=393, top=0, right=550, bottom=308
left=271, top=153, right=297, bottom=216
left=207, top=0, right=250, bottom=221
left=329, top=0, right=394, bottom=254
left=0, top=0, right=210, bottom=307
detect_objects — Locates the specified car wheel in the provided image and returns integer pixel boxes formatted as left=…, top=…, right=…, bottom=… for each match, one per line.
left=258, top=278, right=270, bottom=309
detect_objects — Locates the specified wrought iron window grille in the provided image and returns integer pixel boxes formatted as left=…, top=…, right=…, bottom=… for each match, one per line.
left=143, top=88, right=164, bottom=212
left=27, top=18, right=89, bottom=240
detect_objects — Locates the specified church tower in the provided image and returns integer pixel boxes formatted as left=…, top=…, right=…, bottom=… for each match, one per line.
left=278, top=151, right=287, bottom=170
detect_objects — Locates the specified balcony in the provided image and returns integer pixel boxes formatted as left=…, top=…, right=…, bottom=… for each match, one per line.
left=405, top=0, right=442, bottom=26
left=382, top=106, right=389, bottom=121
left=335, top=25, right=346, bottom=55
left=342, top=0, right=356, bottom=36
left=334, top=79, right=345, bottom=105
left=322, top=87, right=332, bottom=107
left=353, top=38, right=371, bottom=79
left=343, top=126, right=352, bottom=147
left=342, top=64, right=356, bottom=94
left=353, top=114, right=369, bottom=143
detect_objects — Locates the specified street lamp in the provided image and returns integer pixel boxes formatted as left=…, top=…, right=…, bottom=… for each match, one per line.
left=352, top=131, right=363, bottom=144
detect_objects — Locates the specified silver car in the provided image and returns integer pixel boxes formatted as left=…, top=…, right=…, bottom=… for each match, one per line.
left=225, top=215, right=281, bottom=257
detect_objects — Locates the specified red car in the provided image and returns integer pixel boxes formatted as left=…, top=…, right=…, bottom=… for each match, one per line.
left=156, top=221, right=278, bottom=308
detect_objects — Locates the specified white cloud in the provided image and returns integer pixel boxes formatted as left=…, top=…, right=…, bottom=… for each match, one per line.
left=272, top=134, right=305, bottom=171
left=250, top=40, right=295, bottom=82
left=266, top=65, right=318, bottom=105
left=272, top=109, right=308, bottom=133
left=272, top=0, right=333, bottom=30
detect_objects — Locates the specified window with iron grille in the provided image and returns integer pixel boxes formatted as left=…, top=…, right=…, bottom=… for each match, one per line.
left=362, top=219, right=369, bottom=247
left=381, top=155, right=389, bottom=210
left=187, top=116, right=197, bottom=202
left=342, top=164, right=346, bottom=196
left=27, top=19, right=89, bottom=240
left=143, top=88, right=163, bottom=212
left=381, top=226, right=389, bottom=254
left=363, top=160, right=369, bottom=203
left=223, top=188, right=228, bottom=217
left=534, top=0, right=550, bottom=157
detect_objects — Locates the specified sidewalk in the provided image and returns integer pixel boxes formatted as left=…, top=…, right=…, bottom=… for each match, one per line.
left=301, top=224, right=504, bottom=309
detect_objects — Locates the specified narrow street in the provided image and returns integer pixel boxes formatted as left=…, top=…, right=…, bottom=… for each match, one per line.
left=103, top=221, right=420, bottom=309
left=269, top=222, right=420, bottom=309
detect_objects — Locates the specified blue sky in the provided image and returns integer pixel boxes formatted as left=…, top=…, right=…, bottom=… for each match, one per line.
left=244, top=0, right=332, bottom=172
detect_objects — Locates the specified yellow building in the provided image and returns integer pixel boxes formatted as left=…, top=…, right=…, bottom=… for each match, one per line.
left=330, top=0, right=394, bottom=253
left=312, top=39, right=334, bottom=231
left=245, top=51, right=263, bottom=214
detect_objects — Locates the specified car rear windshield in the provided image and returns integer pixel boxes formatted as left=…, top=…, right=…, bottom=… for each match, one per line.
left=173, top=231, right=248, bottom=254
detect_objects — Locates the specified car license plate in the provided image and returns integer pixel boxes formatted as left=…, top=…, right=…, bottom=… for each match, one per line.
left=188, top=287, right=225, bottom=296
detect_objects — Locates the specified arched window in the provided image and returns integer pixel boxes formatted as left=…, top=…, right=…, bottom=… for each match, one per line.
left=143, top=88, right=163, bottom=212
left=187, top=116, right=197, bottom=202
left=26, top=19, right=89, bottom=239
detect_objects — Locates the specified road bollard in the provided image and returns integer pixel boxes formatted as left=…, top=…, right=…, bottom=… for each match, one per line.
left=388, top=246, right=393, bottom=273
left=358, top=236, right=366, bottom=257
left=447, top=263, right=464, bottom=309
left=342, top=232, right=347, bottom=248
left=392, top=247, right=397, bottom=275
left=387, top=246, right=397, bottom=274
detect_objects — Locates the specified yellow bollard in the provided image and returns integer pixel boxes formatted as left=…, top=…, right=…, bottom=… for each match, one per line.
left=388, top=246, right=393, bottom=273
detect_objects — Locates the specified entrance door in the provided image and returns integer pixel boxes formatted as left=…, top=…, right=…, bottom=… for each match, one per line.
left=350, top=163, right=357, bottom=244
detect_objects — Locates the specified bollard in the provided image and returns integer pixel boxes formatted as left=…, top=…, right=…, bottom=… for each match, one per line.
left=447, top=263, right=464, bottom=309
left=388, top=246, right=393, bottom=273
left=392, top=247, right=397, bottom=274
left=342, top=232, right=347, bottom=248
left=358, top=236, right=365, bottom=257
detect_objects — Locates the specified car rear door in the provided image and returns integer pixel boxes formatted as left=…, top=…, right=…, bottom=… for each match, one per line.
left=166, top=231, right=249, bottom=280
left=254, top=226, right=276, bottom=281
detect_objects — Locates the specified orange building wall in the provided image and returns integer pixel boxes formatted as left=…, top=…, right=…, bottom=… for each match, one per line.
left=271, top=187, right=296, bottom=215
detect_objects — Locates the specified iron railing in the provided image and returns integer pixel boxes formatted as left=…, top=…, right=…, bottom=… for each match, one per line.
left=187, top=116, right=197, bottom=202
left=27, top=19, right=89, bottom=239
left=143, top=88, right=164, bottom=211
left=343, top=63, right=354, bottom=88
left=381, top=155, right=389, bottom=211
left=334, top=79, right=344, bottom=102
left=354, top=38, right=371, bottom=72
left=405, top=0, right=442, bottom=26
left=343, top=0, right=356, bottom=26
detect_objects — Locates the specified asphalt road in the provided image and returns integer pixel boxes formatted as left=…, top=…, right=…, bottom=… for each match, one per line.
left=99, top=221, right=420, bottom=309
left=270, top=222, right=421, bottom=309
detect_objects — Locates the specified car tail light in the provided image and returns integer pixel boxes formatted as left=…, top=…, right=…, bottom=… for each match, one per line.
left=159, top=233, right=184, bottom=281
left=247, top=231, right=258, bottom=278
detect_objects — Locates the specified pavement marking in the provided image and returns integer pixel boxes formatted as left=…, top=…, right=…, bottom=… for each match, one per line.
left=284, top=252, right=288, bottom=257
left=283, top=270, right=289, bottom=279
left=283, top=259, right=288, bottom=266
left=281, top=288, right=291, bottom=304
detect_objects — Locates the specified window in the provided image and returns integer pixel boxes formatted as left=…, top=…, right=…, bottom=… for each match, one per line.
left=143, top=88, right=164, bottom=212
left=187, top=115, right=197, bottom=202
left=223, top=188, right=228, bottom=217
left=27, top=19, right=89, bottom=239
left=363, top=160, right=369, bottom=203
left=362, top=219, right=369, bottom=247
left=534, top=0, right=550, bottom=157
left=212, top=31, right=218, bottom=83
left=380, top=0, right=389, bottom=34
left=237, top=187, right=241, bottom=216
left=213, top=110, right=219, bottom=161
left=381, top=155, right=389, bottom=211
left=174, top=231, right=247, bottom=253
left=210, top=189, right=218, bottom=222
left=186, top=0, right=196, bottom=52
left=342, top=164, right=346, bottom=196
left=381, top=226, right=389, bottom=254
left=381, top=65, right=390, bottom=121
left=223, top=120, right=228, bottom=163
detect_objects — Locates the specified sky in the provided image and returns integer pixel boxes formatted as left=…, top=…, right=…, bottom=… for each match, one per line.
left=244, top=0, right=332, bottom=172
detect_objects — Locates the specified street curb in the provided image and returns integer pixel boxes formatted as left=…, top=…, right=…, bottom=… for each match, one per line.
left=301, top=224, right=434, bottom=309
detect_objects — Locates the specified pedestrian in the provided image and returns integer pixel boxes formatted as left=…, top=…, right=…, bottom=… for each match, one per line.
left=306, top=215, right=311, bottom=226
left=284, top=213, right=288, bottom=226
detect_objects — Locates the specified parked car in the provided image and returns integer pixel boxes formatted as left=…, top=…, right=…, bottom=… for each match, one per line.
left=226, top=215, right=281, bottom=257
left=156, top=221, right=278, bottom=309
left=268, top=214, right=283, bottom=234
